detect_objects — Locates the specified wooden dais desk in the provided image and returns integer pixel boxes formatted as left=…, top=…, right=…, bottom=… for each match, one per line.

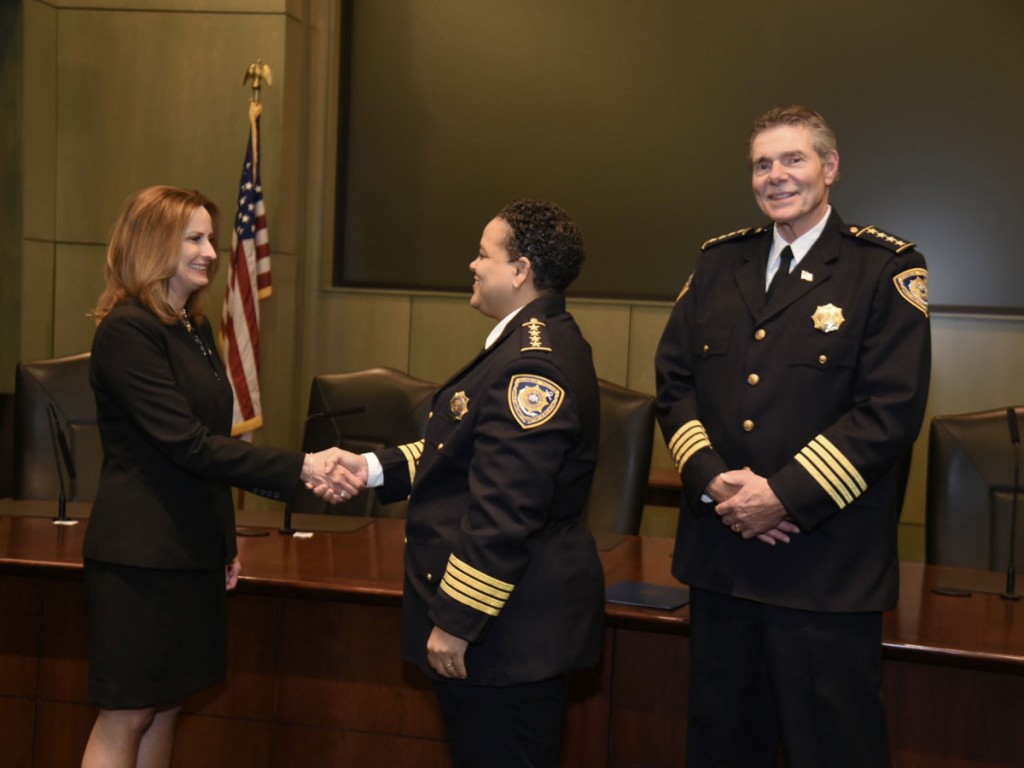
left=1, top=503, right=1022, bottom=767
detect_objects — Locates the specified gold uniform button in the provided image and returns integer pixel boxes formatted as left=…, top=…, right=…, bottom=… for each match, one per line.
left=428, top=411, right=433, bottom=419
left=437, top=442, right=444, bottom=450
left=754, top=329, right=767, bottom=341
left=747, top=373, right=760, bottom=386
left=703, top=344, right=710, bottom=354
left=426, top=573, right=433, bottom=581
left=818, top=354, right=828, bottom=365
left=742, top=419, right=755, bottom=432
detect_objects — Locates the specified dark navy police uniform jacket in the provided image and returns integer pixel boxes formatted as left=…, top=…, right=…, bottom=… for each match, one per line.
left=377, top=293, right=605, bottom=686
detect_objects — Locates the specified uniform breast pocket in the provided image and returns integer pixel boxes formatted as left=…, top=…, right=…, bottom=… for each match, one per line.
left=692, top=326, right=733, bottom=359
left=786, top=335, right=859, bottom=370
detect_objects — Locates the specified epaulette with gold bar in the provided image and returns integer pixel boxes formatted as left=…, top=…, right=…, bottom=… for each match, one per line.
left=700, top=226, right=767, bottom=251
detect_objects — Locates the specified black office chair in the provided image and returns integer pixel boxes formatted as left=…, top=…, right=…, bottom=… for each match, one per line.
left=14, top=352, right=101, bottom=502
left=926, top=406, right=1024, bottom=570
left=288, top=367, right=437, bottom=518
left=584, top=379, right=655, bottom=536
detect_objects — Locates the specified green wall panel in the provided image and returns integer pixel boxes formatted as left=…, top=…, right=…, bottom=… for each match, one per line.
left=407, top=295, right=491, bottom=386
left=313, top=291, right=413, bottom=377
left=54, top=9, right=286, bottom=247
left=53, top=243, right=104, bottom=357
left=19, top=239, right=56, bottom=364
left=568, top=300, right=630, bottom=387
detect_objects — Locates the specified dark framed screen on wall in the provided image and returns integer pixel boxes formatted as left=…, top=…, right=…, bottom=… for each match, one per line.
left=334, top=0, right=1024, bottom=312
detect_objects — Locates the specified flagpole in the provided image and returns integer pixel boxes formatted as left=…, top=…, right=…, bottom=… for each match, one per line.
left=233, top=59, right=274, bottom=527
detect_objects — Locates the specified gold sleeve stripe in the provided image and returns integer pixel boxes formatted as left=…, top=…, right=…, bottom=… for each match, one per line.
left=439, top=580, right=501, bottom=616
left=668, top=420, right=712, bottom=474
left=812, top=435, right=868, bottom=493
left=797, top=446, right=855, bottom=507
left=397, top=440, right=424, bottom=483
left=441, top=574, right=506, bottom=610
left=795, top=453, right=846, bottom=508
left=438, top=554, right=515, bottom=617
left=795, top=435, right=868, bottom=509
left=447, top=554, right=515, bottom=592
left=443, top=569, right=511, bottom=602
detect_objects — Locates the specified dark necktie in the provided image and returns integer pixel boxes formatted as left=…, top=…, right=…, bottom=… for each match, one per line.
left=766, top=246, right=794, bottom=302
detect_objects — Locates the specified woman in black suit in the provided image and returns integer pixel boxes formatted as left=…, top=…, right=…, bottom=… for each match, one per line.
left=80, top=186, right=358, bottom=768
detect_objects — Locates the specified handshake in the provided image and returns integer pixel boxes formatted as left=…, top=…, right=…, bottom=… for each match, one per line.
left=299, top=448, right=370, bottom=505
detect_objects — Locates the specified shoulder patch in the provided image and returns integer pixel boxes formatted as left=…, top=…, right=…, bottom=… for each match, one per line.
left=520, top=317, right=552, bottom=353
left=507, top=374, right=564, bottom=429
left=846, top=224, right=916, bottom=254
left=893, top=268, right=929, bottom=316
left=701, top=226, right=767, bottom=251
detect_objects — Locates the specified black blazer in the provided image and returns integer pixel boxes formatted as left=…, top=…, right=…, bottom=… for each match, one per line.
left=377, top=294, right=606, bottom=686
left=84, top=299, right=304, bottom=570
left=655, top=211, right=931, bottom=612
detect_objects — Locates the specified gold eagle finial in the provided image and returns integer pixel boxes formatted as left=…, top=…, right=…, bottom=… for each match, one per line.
left=243, top=59, right=273, bottom=102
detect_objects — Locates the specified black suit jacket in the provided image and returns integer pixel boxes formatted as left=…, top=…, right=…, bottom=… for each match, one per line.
left=655, top=211, right=931, bottom=612
left=84, top=299, right=304, bottom=570
left=377, top=294, right=605, bottom=686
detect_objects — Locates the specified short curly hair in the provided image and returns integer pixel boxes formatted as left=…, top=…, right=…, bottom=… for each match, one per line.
left=496, top=199, right=585, bottom=293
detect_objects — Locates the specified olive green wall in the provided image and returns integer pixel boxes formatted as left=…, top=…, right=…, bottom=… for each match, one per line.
left=7, top=0, right=1024, bottom=555
left=1, top=2, right=24, bottom=391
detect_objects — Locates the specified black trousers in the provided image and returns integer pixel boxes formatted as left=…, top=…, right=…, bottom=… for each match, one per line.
left=434, top=676, right=566, bottom=768
left=686, top=588, right=891, bottom=768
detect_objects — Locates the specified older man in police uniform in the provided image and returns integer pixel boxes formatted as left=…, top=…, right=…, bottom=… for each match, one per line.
left=328, top=199, right=604, bottom=768
left=655, top=105, right=931, bottom=767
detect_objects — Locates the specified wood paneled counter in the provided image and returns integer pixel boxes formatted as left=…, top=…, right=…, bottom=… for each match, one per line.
left=1, top=504, right=1022, bottom=766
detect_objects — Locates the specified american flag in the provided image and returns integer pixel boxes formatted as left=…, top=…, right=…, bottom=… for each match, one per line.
left=220, top=104, right=271, bottom=436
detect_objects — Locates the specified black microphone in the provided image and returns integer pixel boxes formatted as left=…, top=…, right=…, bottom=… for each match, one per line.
left=1002, top=407, right=1021, bottom=601
left=46, top=403, right=80, bottom=526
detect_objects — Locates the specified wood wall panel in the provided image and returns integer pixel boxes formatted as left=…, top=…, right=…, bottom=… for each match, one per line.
left=271, top=723, right=452, bottom=768
left=187, top=593, right=281, bottom=721
left=173, top=712, right=275, bottom=768
left=32, top=700, right=96, bottom=768
left=0, top=697, right=36, bottom=768
left=37, top=578, right=89, bottom=702
left=563, top=628, right=615, bottom=767
left=608, top=628, right=689, bottom=768
left=0, top=575, right=42, bottom=697
left=884, top=660, right=1024, bottom=768
left=275, top=598, right=445, bottom=739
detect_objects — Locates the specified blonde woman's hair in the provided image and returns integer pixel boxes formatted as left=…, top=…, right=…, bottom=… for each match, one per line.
left=92, top=185, right=221, bottom=325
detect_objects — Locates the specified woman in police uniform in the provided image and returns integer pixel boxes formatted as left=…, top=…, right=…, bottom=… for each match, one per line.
left=336, top=199, right=605, bottom=767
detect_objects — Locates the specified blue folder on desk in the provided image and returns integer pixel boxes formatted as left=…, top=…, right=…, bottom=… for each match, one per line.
left=605, top=580, right=690, bottom=610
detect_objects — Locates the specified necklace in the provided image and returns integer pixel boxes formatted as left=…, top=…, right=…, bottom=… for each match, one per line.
left=180, top=309, right=220, bottom=381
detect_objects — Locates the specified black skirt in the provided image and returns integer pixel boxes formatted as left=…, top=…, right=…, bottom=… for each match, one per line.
left=84, top=559, right=228, bottom=709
